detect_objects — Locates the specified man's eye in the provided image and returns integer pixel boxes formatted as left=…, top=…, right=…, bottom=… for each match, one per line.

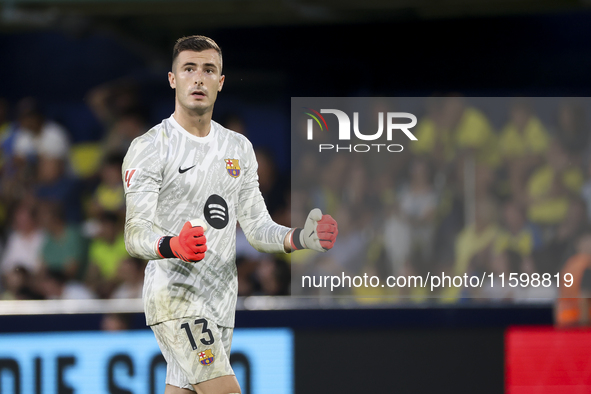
left=186, top=68, right=193, bottom=72
left=206, top=69, right=214, bottom=73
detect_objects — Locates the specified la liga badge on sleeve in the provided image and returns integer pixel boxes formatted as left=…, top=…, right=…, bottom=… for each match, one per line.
left=199, top=349, right=215, bottom=366
left=225, top=159, right=240, bottom=178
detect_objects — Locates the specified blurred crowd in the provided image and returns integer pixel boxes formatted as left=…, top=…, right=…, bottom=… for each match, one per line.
left=5, top=90, right=591, bottom=326
left=0, top=81, right=291, bottom=302
left=292, top=97, right=591, bottom=325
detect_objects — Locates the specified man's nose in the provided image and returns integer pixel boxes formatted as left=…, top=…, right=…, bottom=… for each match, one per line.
left=194, top=71, right=204, bottom=85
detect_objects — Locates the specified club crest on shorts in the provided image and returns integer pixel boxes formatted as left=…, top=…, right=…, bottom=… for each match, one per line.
left=225, top=159, right=240, bottom=178
left=199, top=349, right=215, bottom=366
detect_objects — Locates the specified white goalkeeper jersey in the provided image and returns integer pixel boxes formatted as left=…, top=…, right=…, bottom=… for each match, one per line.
left=123, top=115, right=290, bottom=327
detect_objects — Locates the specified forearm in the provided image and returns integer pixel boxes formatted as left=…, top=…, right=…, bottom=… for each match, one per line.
left=241, top=211, right=292, bottom=254
left=124, top=192, right=162, bottom=260
left=124, top=217, right=161, bottom=260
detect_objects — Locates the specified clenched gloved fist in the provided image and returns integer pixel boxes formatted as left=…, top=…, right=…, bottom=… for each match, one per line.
left=290, top=208, right=338, bottom=252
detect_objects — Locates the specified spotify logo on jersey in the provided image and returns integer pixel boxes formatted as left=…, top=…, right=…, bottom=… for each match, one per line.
left=204, top=194, right=229, bottom=229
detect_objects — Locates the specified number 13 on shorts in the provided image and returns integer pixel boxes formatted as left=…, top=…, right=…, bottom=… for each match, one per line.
left=152, top=316, right=235, bottom=385
left=181, top=318, right=215, bottom=349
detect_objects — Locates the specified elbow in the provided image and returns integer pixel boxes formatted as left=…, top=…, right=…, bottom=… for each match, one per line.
left=125, top=244, right=143, bottom=260
left=124, top=234, right=141, bottom=259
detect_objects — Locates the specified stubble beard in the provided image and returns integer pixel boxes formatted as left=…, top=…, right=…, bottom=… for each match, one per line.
left=177, top=94, right=212, bottom=117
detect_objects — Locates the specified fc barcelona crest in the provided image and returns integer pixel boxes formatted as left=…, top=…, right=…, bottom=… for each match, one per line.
left=199, top=349, right=215, bottom=366
left=225, top=159, right=241, bottom=178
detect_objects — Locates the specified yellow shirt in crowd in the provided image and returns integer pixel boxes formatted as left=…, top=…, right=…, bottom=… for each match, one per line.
left=498, top=116, right=550, bottom=159
left=526, top=165, right=584, bottom=224
left=412, top=107, right=500, bottom=167
left=494, top=229, right=534, bottom=257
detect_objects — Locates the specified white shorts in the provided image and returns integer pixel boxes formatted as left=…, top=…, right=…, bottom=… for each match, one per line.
left=151, top=316, right=235, bottom=390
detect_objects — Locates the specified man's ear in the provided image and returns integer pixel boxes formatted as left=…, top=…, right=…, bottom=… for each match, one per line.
left=168, top=71, right=176, bottom=89
left=218, top=74, right=225, bottom=92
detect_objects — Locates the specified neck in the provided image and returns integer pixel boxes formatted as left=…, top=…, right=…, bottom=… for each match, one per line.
left=173, top=104, right=212, bottom=137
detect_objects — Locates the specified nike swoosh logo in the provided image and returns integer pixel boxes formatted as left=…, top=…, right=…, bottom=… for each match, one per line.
left=309, top=230, right=315, bottom=237
left=179, top=165, right=196, bottom=174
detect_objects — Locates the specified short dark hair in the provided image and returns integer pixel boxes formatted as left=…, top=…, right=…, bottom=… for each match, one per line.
left=172, top=35, right=222, bottom=70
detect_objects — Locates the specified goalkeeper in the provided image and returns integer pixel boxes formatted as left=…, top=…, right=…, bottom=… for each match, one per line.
left=123, top=35, right=337, bottom=394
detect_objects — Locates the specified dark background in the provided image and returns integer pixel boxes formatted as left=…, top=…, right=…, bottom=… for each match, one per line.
left=4, top=9, right=591, bottom=170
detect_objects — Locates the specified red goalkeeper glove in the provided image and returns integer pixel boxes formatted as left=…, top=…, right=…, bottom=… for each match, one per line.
left=157, top=219, right=208, bottom=262
left=290, top=208, right=338, bottom=252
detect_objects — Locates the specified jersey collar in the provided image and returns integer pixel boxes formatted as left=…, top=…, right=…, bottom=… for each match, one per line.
left=168, top=114, right=216, bottom=143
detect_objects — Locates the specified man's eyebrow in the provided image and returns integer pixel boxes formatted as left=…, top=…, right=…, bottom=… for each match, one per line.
left=181, top=62, right=219, bottom=70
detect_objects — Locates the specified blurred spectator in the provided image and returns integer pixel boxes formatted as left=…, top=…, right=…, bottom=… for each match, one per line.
left=398, top=159, right=437, bottom=262
left=556, top=100, right=589, bottom=159
left=255, top=148, right=289, bottom=223
left=111, top=257, right=145, bottom=299
left=313, top=155, right=348, bottom=215
left=103, top=110, right=147, bottom=156
left=494, top=200, right=542, bottom=258
left=499, top=100, right=550, bottom=202
left=526, top=142, right=584, bottom=226
left=473, top=164, right=499, bottom=200
left=39, top=201, right=86, bottom=280
left=0, top=266, right=43, bottom=300
left=88, top=154, right=125, bottom=219
left=454, top=199, right=500, bottom=277
left=38, top=269, right=94, bottom=299
left=413, top=96, right=499, bottom=168
left=254, top=256, right=290, bottom=296
left=499, top=99, right=550, bottom=162
left=411, top=97, right=456, bottom=166
left=86, top=81, right=141, bottom=127
left=35, top=155, right=83, bottom=223
left=13, top=98, right=70, bottom=161
left=431, top=187, right=465, bottom=271
left=236, top=255, right=258, bottom=296
left=533, top=199, right=588, bottom=274
left=85, top=212, right=128, bottom=298
left=445, top=97, right=499, bottom=167
left=343, top=159, right=370, bottom=208
left=0, top=203, right=45, bottom=276
left=86, top=81, right=146, bottom=159
left=443, top=200, right=501, bottom=301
